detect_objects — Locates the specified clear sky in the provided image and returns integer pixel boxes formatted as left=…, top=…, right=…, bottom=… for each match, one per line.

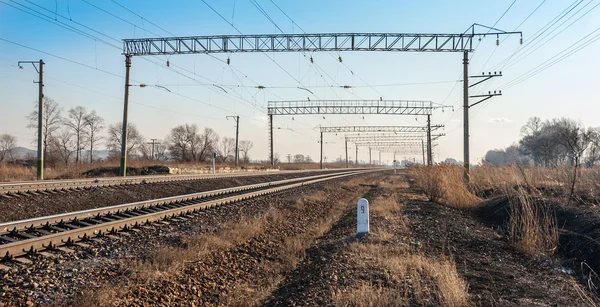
left=1, top=0, right=599, bottom=164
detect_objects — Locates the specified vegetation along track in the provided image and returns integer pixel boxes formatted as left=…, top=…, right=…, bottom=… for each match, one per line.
left=0, top=169, right=380, bottom=263
left=0, top=168, right=355, bottom=197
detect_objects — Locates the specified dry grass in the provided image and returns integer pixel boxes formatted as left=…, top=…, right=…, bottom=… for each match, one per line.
left=408, top=165, right=481, bottom=209
left=506, top=186, right=559, bottom=257
left=337, top=243, right=469, bottom=307
left=471, top=164, right=600, bottom=202
left=0, top=160, right=280, bottom=182
left=334, top=177, right=469, bottom=307
left=133, top=211, right=276, bottom=279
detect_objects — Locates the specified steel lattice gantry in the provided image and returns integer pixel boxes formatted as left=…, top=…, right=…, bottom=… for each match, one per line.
left=353, top=142, right=432, bottom=166
left=319, top=125, right=443, bottom=133
left=268, top=100, right=439, bottom=169
left=319, top=125, right=430, bottom=168
left=267, top=100, right=433, bottom=115
left=115, top=26, right=521, bottom=176
left=123, top=33, right=477, bottom=55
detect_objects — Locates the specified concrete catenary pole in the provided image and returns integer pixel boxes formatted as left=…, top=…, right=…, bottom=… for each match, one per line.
left=345, top=137, right=349, bottom=168
left=421, top=139, right=426, bottom=165
left=369, top=147, right=372, bottom=165
left=36, top=60, right=44, bottom=180
left=355, top=145, right=358, bottom=165
left=119, top=55, right=132, bottom=177
left=463, top=50, right=470, bottom=181
left=269, top=114, right=274, bottom=166
left=427, top=114, right=432, bottom=165
left=320, top=131, right=323, bottom=169
left=234, top=116, right=239, bottom=165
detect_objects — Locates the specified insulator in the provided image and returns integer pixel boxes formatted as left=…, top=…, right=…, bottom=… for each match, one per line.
left=496, top=36, right=500, bottom=46
left=310, top=56, right=314, bottom=63
left=166, top=60, right=170, bottom=67
left=257, top=85, right=265, bottom=89
left=338, top=56, right=342, bottom=63
left=520, top=37, right=523, bottom=45
left=227, top=58, right=231, bottom=65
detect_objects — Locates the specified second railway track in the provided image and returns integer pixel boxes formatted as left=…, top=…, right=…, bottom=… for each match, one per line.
left=0, top=168, right=356, bottom=197
left=0, top=169, right=381, bottom=264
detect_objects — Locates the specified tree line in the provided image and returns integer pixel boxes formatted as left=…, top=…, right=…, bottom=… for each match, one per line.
left=0, top=98, right=254, bottom=166
left=484, top=117, right=600, bottom=168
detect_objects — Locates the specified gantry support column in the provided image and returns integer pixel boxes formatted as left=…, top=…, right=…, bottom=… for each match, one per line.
left=345, top=138, right=348, bottom=168
left=320, top=131, right=324, bottom=169
left=463, top=50, right=470, bottom=181
left=268, top=114, right=274, bottom=165
left=427, top=114, right=432, bottom=165
left=119, top=55, right=132, bottom=177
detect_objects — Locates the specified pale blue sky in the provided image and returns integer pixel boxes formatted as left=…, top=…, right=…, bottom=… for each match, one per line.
left=1, top=0, right=599, bottom=163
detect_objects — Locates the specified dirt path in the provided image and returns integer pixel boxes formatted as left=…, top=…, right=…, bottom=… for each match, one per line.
left=263, top=173, right=595, bottom=306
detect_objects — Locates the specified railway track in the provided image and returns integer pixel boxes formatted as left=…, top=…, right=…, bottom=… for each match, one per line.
left=0, top=168, right=356, bottom=197
left=0, top=169, right=380, bottom=264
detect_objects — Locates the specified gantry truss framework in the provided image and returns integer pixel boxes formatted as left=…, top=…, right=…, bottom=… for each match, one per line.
left=354, top=142, right=433, bottom=148
left=122, top=24, right=522, bottom=56
left=267, top=100, right=434, bottom=115
left=319, top=125, right=443, bottom=133
left=345, top=134, right=443, bottom=143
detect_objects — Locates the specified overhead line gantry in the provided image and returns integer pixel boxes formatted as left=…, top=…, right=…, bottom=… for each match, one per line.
left=120, top=25, right=522, bottom=177
left=268, top=100, right=442, bottom=169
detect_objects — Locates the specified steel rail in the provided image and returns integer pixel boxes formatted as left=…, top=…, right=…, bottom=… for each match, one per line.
left=0, top=169, right=381, bottom=260
left=0, top=168, right=358, bottom=196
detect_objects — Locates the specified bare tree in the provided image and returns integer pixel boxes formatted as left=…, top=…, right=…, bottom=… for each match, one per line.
left=198, top=128, right=219, bottom=162
left=106, top=122, right=145, bottom=159
left=217, top=137, right=235, bottom=162
left=0, top=134, right=17, bottom=162
left=50, top=128, right=76, bottom=165
left=293, top=154, right=305, bottom=163
left=63, top=106, right=89, bottom=164
left=27, top=97, right=62, bottom=162
left=167, top=124, right=200, bottom=162
left=239, top=140, right=253, bottom=163
left=155, top=142, right=169, bottom=161
left=551, top=118, right=593, bottom=204
left=83, top=111, right=104, bottom=163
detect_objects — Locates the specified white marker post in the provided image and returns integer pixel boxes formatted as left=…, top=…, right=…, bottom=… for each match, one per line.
left=357, top=198, right=369, bottom=234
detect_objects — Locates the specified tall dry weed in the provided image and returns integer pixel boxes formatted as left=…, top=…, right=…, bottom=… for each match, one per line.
left=409, top=165, right=480, bottom=209
left=506, top=186, right=559, bottom=257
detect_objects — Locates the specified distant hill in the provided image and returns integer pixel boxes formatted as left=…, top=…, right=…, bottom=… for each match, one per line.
left=12, top=147, right=36, bottom=158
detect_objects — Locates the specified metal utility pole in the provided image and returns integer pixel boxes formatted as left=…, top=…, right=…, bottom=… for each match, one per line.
left=345, top=138, right=349, bottom=168
left=462, top=50, right=470, bottom=181
left=19, top=60, right=45, bottom=180
left=320, top=131, right=324, bottom=169
left=427, top=114, right=432, bottom=165
left=227, top=116, right=240, bottom=165
left=421, top=139, right=426, bottom=165
left=147, top=138, right=158, bottom=160
left=269, top=114, right=274, bottom=166
left=355, top=145, right=358, bottom=165
left=120, top=55, right=132, bottom=176
left=369, top=147, right=372, bottom=165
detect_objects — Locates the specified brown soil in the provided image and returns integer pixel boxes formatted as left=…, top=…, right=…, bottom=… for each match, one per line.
left=0, top=170, right=344, bottom=222
left=475, top=196, right=600, bottom=298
